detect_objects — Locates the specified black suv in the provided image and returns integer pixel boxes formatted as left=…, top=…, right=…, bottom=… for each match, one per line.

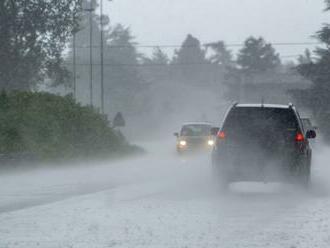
left=211, top=103, right=316, bottom=188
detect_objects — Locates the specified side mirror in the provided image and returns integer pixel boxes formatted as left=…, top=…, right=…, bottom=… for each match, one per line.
left=306, top=130, right=316, bottom=139
left=210, top=127, right=220, bottom=136
left=174, top=132, right=179, bottom=137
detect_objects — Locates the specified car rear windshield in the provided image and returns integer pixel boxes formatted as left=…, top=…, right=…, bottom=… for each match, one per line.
left=222, top=107, right=299, bottom=143
left=181, top=124, right=211, bottom=136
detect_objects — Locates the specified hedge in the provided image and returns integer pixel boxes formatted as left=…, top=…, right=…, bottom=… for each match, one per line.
left=0, top=91, right=140, bottom=161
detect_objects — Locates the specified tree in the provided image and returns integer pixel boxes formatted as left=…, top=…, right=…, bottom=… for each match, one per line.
left=0, top=0, right=82, bottom=90
left=103, top=24, right=146, bottom=114
left=237, top=37, right=281, bottom=73
left=92, top=22, right=144, bottom=114
left=290, top=1, right=330, bottom=140
left=297, top=49, right=313, bottom=65
left=172, top=34, right=208, bottom=84
left=208, top=41, right=233, bottom=67
left=208, top=41, right=234, bottom=91
left=103, top=24, right=156, bottom=128
left=147, top=47, right=169, bottom=65
left=66, top=5, right=147, bottom=116
left=293, top=53, right=330, bottom=131
left=141, top=47, right=170, bottom=82
left=173, top=34, right=206, bottom=65
left=224, top=37, right=285, bottom=102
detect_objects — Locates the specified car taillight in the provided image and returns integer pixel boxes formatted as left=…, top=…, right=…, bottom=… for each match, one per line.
left=295, top=132, right=304, bottom=142
left=217, top=131, right=226, bottom=139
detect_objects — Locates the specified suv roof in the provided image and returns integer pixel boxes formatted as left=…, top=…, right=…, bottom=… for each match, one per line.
left=182, top=122, right=212, bottom=126
left=235, top=103, right=293, bottom=109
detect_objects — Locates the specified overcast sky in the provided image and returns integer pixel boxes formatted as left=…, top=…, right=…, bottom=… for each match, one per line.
left=104, top=0, right=329, bottom=60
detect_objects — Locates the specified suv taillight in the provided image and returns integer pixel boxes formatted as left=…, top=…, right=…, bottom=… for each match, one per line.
left=217, top=131, right=226, bottom=139
left=295, top=132, right=304, bottom=142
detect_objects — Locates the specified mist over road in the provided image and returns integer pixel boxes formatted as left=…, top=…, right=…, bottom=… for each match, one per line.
left=0, top=140, right=330, bottom=247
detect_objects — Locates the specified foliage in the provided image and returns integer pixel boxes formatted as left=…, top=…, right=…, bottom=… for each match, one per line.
left=208, top=41, right=233, bottom=67
left=172, top=34, right=209, bottom=84
left=67, top=10, right=147, bottom=116
left=141, top=47, right=170, bottom=82
left=0, top=0, right=83, bottom=90
left=173, top=34, right=206, bottom=65
left=297, top=49, right=313, bottom=65
left=290, top=1, right=330, bottom=140
left=103, top=24, right=146, bottom=115
left=237, top=37, right=281, bottom=73
left=223, top=37, right=282, bottom=102
left=325, top=0, right=330, bottom=10
left=0, top=91, right=140, bottom=161
left=149, top=47, right=170, bottom=65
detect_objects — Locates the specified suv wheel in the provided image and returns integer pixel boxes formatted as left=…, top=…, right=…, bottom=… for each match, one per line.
left=296, top=157, right=311, bottom=188
left=211, top=162, right=230, bottom=192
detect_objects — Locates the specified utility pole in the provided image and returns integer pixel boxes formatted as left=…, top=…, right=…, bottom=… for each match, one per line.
left=73, top=32, right=77, bottom=99
left=100, top=0, right=105, bottom=114
left=89, top=8, right=93, bottom=107
left=84, top=6, right=95, bottom=107
left=72, top=11, right=79, bottom=100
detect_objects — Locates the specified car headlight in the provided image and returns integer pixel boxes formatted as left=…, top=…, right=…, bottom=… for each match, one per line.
left=208, top=140, right=215, bottom=146
left=179, top=140, right=187, bottom=146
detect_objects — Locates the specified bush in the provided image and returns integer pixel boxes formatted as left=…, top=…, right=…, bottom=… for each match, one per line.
left=0, top=91, right=139, bottom=161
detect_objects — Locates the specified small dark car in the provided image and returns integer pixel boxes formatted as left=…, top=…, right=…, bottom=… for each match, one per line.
left=211, top=103, right=316, bottom=189
left=175, top=122, right=215, bottom=154
left=301, top=117, right=318, bottom=133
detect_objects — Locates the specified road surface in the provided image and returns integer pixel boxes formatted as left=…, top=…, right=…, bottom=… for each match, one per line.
left=0, top=141, right=330, bottom=247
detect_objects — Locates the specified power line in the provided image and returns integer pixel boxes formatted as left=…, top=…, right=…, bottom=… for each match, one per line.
left=65, top=60, right=330, bottom=76
left=64, top=60, right=303, bottom=67
left=65, top=62, right=214, bottom=67
left=73, top=42, right=321, bottom=49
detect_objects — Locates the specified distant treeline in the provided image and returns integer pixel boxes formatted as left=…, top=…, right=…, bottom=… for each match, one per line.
left=2, top=0, right=330, bottom=142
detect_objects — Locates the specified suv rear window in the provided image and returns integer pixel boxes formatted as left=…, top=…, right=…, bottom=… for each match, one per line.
left=222, top=107, right=299, bottom=144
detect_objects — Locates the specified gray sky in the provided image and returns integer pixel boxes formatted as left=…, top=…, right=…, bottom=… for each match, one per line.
left=104, top=0, right=329, bottom=60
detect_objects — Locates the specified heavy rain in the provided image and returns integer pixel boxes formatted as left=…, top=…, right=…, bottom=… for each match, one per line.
left=0, top=0, right=330, bottom=247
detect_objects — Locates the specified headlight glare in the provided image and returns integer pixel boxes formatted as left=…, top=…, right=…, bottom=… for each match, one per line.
left=179, top=140, right=187, bottom=146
